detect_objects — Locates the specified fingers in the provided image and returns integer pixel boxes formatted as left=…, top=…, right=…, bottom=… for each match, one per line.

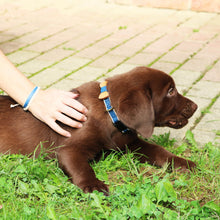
left=28, top=89, right=88, bottom=137
left=60, top=91, right=88, bottom=124
left=61, top=104, right=87, bottom=122
left=55, top=110, right=83, bottom=129
left=64, top=92, right=88, bottom=115
left=65, top=91, right=79, bottom=99
left=48, top=119, right=72, bottom=138
left=48, top=110, right=85, bottom=137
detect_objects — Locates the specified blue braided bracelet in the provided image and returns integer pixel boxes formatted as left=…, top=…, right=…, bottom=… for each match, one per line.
left=23, top=86, right=40, bottom=111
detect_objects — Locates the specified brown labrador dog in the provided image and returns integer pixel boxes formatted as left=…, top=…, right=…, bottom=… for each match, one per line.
left=0, top=67, right=197, bottom=195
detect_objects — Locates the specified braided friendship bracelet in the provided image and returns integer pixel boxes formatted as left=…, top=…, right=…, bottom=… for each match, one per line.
left=23, top=86, right=40, bottom=111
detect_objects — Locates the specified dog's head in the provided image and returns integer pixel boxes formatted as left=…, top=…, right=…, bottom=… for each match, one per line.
left=108, top=67, right=197, bottom=138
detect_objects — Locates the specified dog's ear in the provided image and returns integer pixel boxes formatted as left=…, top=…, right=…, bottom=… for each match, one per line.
left=117, top=89, right=154, bottom=138
left=70, top=88, right=80, bottom=95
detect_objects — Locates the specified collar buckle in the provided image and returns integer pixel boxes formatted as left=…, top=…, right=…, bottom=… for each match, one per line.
left=106, top=107, right=114, bottom=112
left=99, top=81, right=130, bottom=134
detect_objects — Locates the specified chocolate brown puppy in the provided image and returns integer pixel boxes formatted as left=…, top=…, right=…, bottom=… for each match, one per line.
left=0, top=66, right=197, bottom=195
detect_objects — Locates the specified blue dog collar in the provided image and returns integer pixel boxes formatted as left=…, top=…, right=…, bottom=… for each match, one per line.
left=99, top=81, right=130, bottom=134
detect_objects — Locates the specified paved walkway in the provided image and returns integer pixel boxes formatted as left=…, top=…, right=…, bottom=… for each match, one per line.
left=0, top=0, right=219, bottom=146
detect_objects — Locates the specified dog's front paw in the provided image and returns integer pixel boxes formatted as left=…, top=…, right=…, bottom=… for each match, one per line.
left=79, top=179, right=109, bottom=196
left=169, top=156, right=196, bottom=172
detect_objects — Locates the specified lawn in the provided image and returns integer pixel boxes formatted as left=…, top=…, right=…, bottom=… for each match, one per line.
left=0, top=131, right=219, bottom=219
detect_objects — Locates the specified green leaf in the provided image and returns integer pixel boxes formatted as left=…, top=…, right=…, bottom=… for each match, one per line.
left=91, top=193, right=109, bottom=218
left=0, top=177, right=6, bottom=187
left=45, top=184, right=58, bottom=194
left=203, top=201, right=220, bottom=215
left=137, top=194, right=156, bottom=214
left=193, top=29, right=199, bottom=32
left=91, top=193, right=103, bottom=209
left=163, top=181, right=177, bottom=199
left=190, top=200, right=201, bottom=215
left=14, top=164, right=26, bottom=174
left=59, top=216, right=69, bottom=220
left=118, top=26, right=127, bottom=30
left=176, top=143, right=188, bottom=154
left=185, top=130, right=197, bottom=148
left=155, top=181, right=168, bottom=203
left=174, top=179, right=187, bottom=187
left=18, top=180, right=29, bottom=194
left=163, top=208, right=178, bottom=219
left=46, top=205, right=57, bottom=220
left=215, top=130, right=220, bottom=136
left=155, top=179, right=177, bottom=203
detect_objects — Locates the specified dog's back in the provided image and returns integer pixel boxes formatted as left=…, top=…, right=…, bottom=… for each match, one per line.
left=0, top=96, right=58, bottom=155
left=0, top=81, right=108, bottom=156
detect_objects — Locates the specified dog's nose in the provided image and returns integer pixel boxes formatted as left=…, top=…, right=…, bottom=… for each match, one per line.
left=181, top=100, right=198, bottom=118
left=191, top=102, right=198, bottom=113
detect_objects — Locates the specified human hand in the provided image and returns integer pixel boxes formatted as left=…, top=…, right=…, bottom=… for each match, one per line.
left=28, top=89, right=88, bottom=137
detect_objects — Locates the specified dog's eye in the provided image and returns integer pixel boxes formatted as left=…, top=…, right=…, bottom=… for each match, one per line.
left=168, top=87, right=175, bottom=96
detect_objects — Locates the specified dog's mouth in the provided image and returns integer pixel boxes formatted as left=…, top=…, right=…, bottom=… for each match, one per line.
left=155, top=117, right=188, bottom=129
left=167, top=118, right=188, bottom=129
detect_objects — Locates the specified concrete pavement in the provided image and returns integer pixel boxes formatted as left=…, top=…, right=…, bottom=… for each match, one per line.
left=0, top=0, right=219, bottom=146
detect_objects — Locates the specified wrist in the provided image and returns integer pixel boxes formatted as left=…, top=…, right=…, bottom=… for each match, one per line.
left=23, top=86, right=41, bottom=111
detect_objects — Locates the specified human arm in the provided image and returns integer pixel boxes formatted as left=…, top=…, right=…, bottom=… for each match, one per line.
left=0, top=50, right=88, bottom=137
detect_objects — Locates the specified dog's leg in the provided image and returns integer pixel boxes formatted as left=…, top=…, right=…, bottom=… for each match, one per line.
left=127, top=138, right=196, bottom=171
left=57, top=148, right=109, bottom=195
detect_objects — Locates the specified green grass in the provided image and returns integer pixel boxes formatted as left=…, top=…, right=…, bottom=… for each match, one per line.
left=0, top=131, right=219, bottom=219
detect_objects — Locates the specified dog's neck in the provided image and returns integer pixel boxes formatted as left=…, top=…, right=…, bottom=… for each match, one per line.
left=98, top=81, right=130, bottom=134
